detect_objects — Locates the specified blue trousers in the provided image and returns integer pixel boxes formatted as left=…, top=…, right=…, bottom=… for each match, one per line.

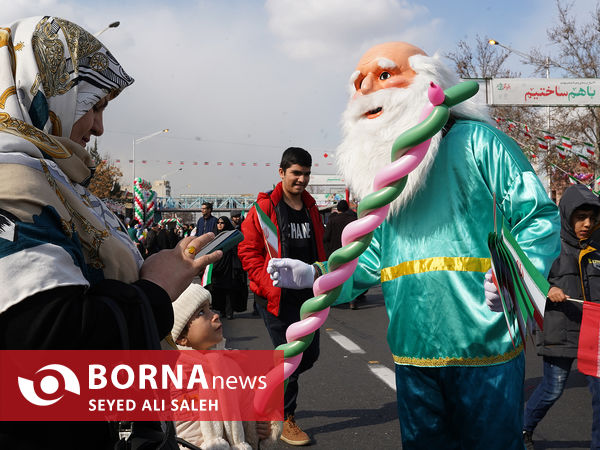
left=524, top=356, right=600, bottom=449
left=395, top=353, right=525, bottom=450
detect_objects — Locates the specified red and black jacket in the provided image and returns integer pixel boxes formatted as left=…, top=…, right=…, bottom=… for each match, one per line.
left=238, top=182, right=325, bottom=316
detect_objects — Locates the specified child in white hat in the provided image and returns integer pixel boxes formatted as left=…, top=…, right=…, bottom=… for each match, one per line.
left=170, top=284, right=281, bottom=449
left=171, top=283, right=224, bottom=351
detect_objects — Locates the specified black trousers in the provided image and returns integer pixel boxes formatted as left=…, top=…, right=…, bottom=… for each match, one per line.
left=256, top=301, right=320, bottom=416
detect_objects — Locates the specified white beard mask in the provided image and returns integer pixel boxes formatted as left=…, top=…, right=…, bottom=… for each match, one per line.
left=336, top=53, right=491, bottom=215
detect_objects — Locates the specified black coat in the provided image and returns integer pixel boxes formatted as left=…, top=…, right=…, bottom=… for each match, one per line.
left=208, top=217, right=248, bottom=312
left=538, top=184, right=600, bottom=358
left=144, top=228, right=161, bottom=256
left=323, top=210, right=356, bottom=258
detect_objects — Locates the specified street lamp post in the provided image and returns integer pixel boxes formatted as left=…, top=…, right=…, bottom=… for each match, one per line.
left=161, top=168, right=183, bottom=180
left=132, top=129, right=169, bottom=182
left=488, top=39, right=553, bottom=128
left=94, top=21, right=120, bottom=37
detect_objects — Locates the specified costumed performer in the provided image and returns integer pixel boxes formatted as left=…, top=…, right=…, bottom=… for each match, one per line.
left=266, top=42, right=560, bottom=449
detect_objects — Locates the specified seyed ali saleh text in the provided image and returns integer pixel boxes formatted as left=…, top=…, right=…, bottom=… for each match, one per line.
left=89, top=396, right=218, bottom=412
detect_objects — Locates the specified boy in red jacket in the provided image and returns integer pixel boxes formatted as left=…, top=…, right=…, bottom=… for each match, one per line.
left=239, top=147, right=325, bottom=446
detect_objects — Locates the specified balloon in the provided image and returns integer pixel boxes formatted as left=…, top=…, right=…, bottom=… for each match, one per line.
left=254, top=81, right=479, bottom=414
left=133, top=178, right=157, bottom=229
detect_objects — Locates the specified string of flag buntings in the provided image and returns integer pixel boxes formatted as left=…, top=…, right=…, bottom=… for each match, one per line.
left=105, top=121, right=595, bottom=172
left=494, top=117, right=596, bottom=168
left=107, top=155, right=334, bottom=168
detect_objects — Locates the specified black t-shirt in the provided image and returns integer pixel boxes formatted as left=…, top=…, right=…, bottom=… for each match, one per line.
left=283, top=202, right=315, bottom=263
left=280, top=202, right=316, bottom=308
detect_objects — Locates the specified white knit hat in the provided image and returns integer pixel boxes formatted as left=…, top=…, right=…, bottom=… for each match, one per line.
left=171, top=284, right=212, bottom=341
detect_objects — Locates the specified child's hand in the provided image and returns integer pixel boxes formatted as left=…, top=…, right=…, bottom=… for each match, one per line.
left=548, top=286, right=567, bottom=303
left=256, top=421, right=271, bottom=440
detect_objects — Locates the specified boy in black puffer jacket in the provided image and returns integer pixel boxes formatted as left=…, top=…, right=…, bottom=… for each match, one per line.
left=523, top=184, right=600, bottom=449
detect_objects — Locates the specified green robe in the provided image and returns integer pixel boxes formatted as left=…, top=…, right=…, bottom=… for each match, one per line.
left=339, top=119, right=560, bottom=367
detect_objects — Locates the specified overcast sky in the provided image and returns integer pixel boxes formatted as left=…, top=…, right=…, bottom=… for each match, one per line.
left=4, top=0, right=599, bottom=196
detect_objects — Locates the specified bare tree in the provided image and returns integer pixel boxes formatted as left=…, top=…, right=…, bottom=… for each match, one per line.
left=445, top=4, right=600, bottom=199
left=446, top=34, right=516, bottom=79
left=445, top=35, right=544, bottom=150
left=529, top=0, right=600, bottom=149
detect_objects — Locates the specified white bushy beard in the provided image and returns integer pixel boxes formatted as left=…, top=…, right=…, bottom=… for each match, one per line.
left=336, top=53, right=491, bottom=215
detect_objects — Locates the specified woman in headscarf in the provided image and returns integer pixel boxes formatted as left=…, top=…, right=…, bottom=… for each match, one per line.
left=207, top=216, right=248, bottom=319
left=0, top=16, right=220, bottom=449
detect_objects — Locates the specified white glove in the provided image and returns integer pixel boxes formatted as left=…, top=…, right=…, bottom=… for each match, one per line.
left=484, top=269, right=504, bottom=312
left=267, top=258, right=315, bottom=289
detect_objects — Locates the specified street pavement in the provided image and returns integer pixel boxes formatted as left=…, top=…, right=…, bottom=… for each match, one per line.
left=221, top=285, right=594, bottom=449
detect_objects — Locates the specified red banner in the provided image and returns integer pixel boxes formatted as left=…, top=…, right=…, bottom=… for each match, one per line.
left=578, top=301, right=600, bottom=377
left=0, top=350, right=283, bottom=421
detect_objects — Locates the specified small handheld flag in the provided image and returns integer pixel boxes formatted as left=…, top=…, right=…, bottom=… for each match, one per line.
left=578, top=301, right=600, bottom=378
left=253, top=202, right=278, bottom=257
left=488, top=221, right=550, bottom=345
left=201, top=264, right=213, bottom=287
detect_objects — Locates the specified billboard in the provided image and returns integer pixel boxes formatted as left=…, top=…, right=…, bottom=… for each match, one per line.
left=489, top=78, right=600, bottom=106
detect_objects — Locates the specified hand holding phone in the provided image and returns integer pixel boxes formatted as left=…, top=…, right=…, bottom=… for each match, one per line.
left=194, top=230, right=244, bottom=259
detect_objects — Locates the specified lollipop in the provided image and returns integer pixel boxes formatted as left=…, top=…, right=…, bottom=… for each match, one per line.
left=254, top=81, right=479, bottom=413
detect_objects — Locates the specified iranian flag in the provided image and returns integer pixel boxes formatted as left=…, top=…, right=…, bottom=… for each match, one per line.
left=501, top=223, right=547, bottom=330
left=577, top=301, right=600, bottom=378
left=579, top=154, right=590, bottom=168
left=201, top=264, right=213, bottom=287
left=561, top=136, right=573, bottom=149
left=543, top=130, right=556, bottom=140
left=488, top=221, right=550, bottom=345
left=584, top=142, right=596, bottom=156
left=568, top=174, right=579, bottom=185
left=556, top=144, right=567, bottom=159
left=537, top=137, right=548, bottom=150
left=253, top=202, right=278, bottom=257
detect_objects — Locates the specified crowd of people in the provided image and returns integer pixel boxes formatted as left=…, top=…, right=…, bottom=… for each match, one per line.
left=124, top=220, right=196, bottom=259
left=0, top=14, right=598, bottom=450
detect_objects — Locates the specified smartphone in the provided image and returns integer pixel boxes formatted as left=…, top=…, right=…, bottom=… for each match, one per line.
left=194, top=230, right=244, bottom=259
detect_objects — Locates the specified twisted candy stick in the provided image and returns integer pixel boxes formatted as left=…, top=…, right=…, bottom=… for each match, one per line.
left=254, top=81, right=479, bottom=414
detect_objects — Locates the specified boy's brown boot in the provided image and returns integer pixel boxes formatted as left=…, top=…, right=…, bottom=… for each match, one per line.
left=281, top=414, right=311, bottom=446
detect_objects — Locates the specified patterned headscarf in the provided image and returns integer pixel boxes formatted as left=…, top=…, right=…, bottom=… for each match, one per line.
left=0, top=16, right=133, bottom=140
